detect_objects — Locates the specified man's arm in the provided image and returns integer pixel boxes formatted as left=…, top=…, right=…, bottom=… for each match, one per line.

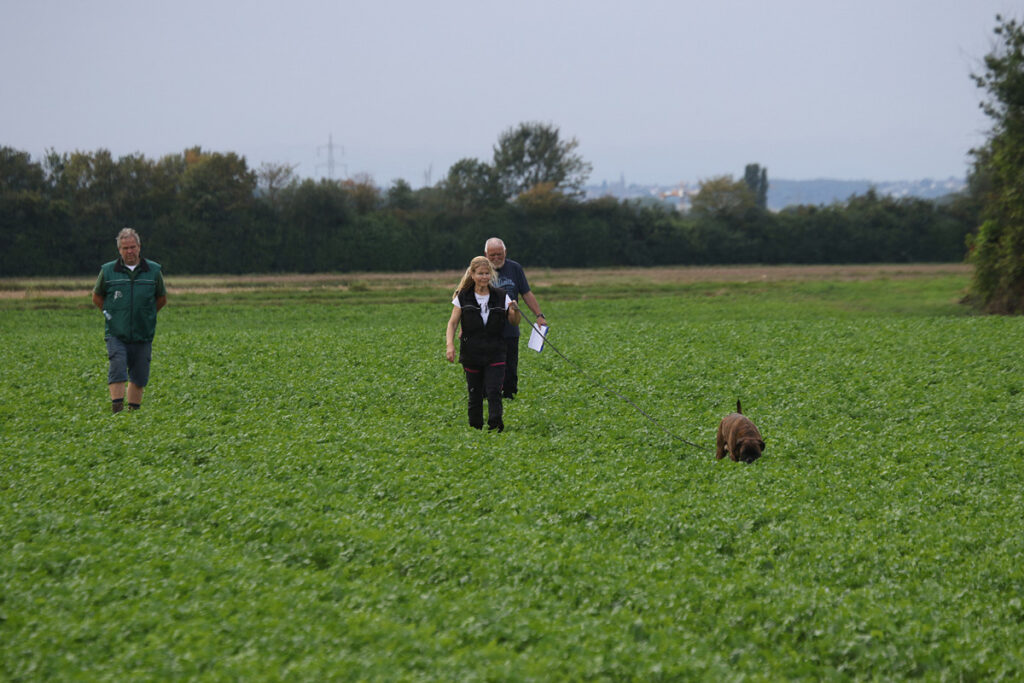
left=155, top=271, right=167, bottom=311
left=92, top=271, right=105, bottom=309
left=521, top=291, right=545, bottom=322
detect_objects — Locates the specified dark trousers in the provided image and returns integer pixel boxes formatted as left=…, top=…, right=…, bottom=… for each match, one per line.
left=503, top=338, right=519, bottom=398
left=464, top=363, right=505, bottom=430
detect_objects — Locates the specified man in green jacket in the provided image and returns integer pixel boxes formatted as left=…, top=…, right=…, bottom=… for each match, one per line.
left=92, top=228, right=167, bottom=413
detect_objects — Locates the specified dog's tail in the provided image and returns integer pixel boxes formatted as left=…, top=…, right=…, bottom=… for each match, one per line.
left=736, top=399, right=742, bottom=414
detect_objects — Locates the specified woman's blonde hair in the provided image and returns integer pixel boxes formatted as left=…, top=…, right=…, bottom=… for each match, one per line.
left=454, top=256, right=497, bottom=297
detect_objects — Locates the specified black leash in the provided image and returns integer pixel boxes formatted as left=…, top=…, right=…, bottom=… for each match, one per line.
left=514, top=305, right=705, bottom=452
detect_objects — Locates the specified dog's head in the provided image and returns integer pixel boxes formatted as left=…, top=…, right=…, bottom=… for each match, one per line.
left=736, top=438, right=765, bottom=463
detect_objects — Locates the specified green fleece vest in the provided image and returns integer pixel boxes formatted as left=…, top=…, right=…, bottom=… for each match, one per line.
left=97, top=259, right=163, bottom=343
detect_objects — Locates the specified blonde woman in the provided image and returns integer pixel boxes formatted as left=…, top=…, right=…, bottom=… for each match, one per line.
left=445, top=256, right=521, bottom=431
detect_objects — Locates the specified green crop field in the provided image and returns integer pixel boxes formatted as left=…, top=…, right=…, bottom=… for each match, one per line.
left=2, top=267, right=1022, bottom=680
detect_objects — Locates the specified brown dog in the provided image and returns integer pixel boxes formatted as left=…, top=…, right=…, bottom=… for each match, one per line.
left=716, top=400, right=765, bottom=463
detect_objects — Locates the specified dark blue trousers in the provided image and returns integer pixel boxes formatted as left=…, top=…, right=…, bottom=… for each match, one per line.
left=502, top=338, right=519, bottom=398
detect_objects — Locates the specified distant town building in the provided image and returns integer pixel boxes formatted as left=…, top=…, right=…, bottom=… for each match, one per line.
left=584, top=177, right=966, bottom=211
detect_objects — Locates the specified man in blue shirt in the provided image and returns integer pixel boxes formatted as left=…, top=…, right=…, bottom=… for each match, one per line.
left=485, top=237, right=547, bottom=400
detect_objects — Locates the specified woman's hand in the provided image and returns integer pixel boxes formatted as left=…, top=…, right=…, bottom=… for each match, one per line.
left=507, top=303, right=521, bottom=326
left=445, top=344, right=456, bottom=363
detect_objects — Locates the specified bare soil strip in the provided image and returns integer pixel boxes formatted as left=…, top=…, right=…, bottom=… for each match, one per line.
left=0, top=263, right=970, bottom=299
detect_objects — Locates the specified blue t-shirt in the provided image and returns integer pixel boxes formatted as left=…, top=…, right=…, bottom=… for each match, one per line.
left=495, top=259, right=530, bottom=338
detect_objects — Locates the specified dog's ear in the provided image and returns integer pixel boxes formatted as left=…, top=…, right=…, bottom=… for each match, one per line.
left=759, top=439, right=766, bottom=450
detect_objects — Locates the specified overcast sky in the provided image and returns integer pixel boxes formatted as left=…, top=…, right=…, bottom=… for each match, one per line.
left=2, top=0, right=1017, bottom=188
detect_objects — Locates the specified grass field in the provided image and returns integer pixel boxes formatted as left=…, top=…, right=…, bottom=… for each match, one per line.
left=2, top=264, right=1023, bottom=680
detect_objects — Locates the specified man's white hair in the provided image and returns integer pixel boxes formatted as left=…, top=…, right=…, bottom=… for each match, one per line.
left=117, top=227, right=141, bottom=247
left=484, top=237, right=505, bottom=252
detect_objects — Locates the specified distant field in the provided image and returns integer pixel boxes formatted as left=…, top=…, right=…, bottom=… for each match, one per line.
left=0, top=262, right=972, bottom=304
left=4, top=265, right=1023, bottom=679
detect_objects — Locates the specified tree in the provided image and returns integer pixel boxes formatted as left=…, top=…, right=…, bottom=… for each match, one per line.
left=690, top=175, right=757, bottom=218
left=513, top=181, right=570, bottom=213
left=276, top=178, right=355, bottom=272
left=442, top=157, right=502, bottom=211
left=341, top=173, right=380, bottom=215
left=968, top=14, right=1024, bottom=313
left=492, top=122, right=592, bottom=199
left=181, top=148, right=256, bottom=221
left=690, top=175, right=768, bottom=263
left=257, top=161, right=298, bottom=206
left=0, top=147, right=46, bottom=192
left=38, top=149, right=127, bottom=272
left=385, top=178, right=416, bottom=211
left=0, top=148, right=51, bottom=275
left=175, top=148, right=262, bottom=272
left=744, top=163, right=769, bottom=210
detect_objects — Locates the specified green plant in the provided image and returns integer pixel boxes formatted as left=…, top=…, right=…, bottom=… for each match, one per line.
left=2, top=272, right=1021, bottom=679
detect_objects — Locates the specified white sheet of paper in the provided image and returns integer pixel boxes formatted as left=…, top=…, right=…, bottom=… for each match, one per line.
left=527, top=324, right=548, bottom=352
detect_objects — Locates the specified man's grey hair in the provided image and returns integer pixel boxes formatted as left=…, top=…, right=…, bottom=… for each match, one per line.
left=484, top=237, right=505, bottom=252
left=117, top=227, right=141, bottom=248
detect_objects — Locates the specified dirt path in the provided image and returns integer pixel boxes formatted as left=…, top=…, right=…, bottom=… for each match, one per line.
left=0, top=263, right=971, bottom=299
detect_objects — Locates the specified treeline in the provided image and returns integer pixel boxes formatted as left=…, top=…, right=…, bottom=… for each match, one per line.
left=0, top=145, right=977, bottom=277
left=966, top=14, right=1024, bottom=313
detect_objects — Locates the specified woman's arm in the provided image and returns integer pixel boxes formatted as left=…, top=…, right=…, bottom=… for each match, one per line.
left=506, top=300, right=521, bottom=326
left=445, top=306, right=461, bottom=363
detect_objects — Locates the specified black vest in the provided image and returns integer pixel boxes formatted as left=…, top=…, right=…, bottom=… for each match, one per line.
left=457, top=287, right=507, bottom=366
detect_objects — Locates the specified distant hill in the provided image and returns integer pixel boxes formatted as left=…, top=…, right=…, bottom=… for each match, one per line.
left=766, top=178, right=966, bottom=210
left=584, top=177, right=967, bottom=211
